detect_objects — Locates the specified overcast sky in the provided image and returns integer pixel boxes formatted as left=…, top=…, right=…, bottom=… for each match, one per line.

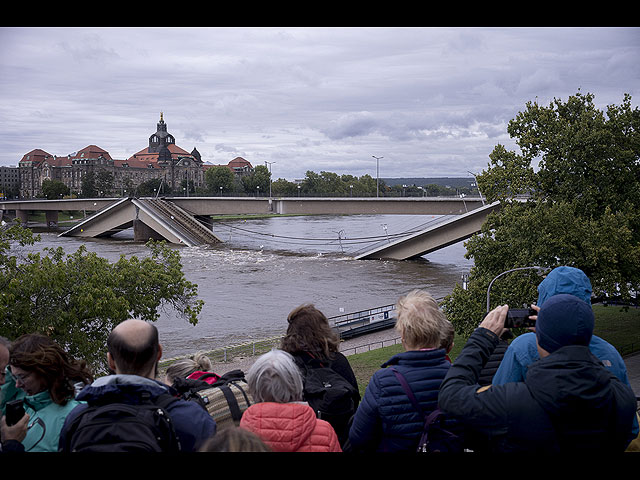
left=1, top=27, right=638, bottom=180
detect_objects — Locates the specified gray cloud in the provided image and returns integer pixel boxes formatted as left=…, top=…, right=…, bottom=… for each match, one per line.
left=0, top=27, right=637, bottom=179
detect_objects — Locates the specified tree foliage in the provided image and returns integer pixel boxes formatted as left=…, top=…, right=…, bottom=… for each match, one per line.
left=41, top=179, right=70, bottom=199
left=0, top=224, right=203, bottom=373
left=442, top=92, right=640, bottom=337
left=136, top=178, right=171, bottom=197
left=204, top=165, right=236, bottom=194
left=241, top=165, right=271, bottom=194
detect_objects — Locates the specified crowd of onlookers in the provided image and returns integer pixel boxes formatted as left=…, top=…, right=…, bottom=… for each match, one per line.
left=1, top=266, right=638, bottom=454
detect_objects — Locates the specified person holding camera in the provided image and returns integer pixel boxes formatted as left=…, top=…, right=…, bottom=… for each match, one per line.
left=492, top=266, right=630, bottom=386
left=438, top=294, right=637, bottom=452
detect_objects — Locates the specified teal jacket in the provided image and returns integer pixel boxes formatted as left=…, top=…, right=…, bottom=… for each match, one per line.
left=1, top=368, right=84, bottom=452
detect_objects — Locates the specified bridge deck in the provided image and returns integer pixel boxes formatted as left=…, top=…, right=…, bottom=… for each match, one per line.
left=58, top=198, right=221, bottom=247
left=354, top=201, right=501, bottom=260
left=3, top=196, right=499, bottom=258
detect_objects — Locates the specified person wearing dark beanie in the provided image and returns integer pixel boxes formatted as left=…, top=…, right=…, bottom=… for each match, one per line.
left=535, top=294, right=594, bottom=355
left=493, top=266, right=631, bottom=388
left=438, top=297, right=637, bottom=452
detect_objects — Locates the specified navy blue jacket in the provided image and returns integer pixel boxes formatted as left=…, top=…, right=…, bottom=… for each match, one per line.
left=58, top=374, right=216, bottom=452
left=439, top=328, right=637, bottom=452
left=348, top=348, right=451, bottom=452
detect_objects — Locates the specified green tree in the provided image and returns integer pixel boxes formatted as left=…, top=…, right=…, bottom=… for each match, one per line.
left=442, top=92, right=640, bottom=337
left=300, top=170, right=323, bottom=195
left=271, top=178, right=298, bottom=196
left=136, top=178, right=169, bottom=197
left=319, top=171, right=346, bottom=196
left=95, top=170, right=114, bottom=197
left=241, top=165, right=271, bottom=195
left=354, top=174, right=379, bottom=196
left=41, top=179, right=70, bottom=199
left=204, top=165, right=235, bottom=195
left=80, top=172, right=97, bottom=198
left=0, top=224, right=203, bottom=373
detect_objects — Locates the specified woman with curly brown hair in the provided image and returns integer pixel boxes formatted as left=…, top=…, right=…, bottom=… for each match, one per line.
left=0, top=333, right=93, bottom=452
left=280, top=303, right=360, bottom=446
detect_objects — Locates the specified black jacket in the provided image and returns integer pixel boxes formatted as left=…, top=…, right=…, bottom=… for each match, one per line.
left=439, top=328, right=637, bottom=452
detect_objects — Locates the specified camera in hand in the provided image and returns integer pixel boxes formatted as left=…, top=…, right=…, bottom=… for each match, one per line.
left=5, top=399, right=26, bottom=426
left=504, top=308, right=536, bottom=328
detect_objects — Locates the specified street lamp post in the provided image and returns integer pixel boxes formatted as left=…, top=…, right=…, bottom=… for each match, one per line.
left=372, top=155, right=383, bottom=197
left=468, top=171, right=485, bottom=205
left=265, top=161, right=275, bottom=198
left=486, top=266, right=548, bottom=313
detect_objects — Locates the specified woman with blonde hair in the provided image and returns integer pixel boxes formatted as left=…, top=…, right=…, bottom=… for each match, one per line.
left=348, top=290, right=456, bottom=452
left=164, top=352, right=220, bottom=385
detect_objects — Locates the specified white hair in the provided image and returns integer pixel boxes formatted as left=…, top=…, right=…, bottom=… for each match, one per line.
left=246, top=349, right=304, bottom=403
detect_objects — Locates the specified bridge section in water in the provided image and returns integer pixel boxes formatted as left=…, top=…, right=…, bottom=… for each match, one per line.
left=0, top=196, right=498, bottom=258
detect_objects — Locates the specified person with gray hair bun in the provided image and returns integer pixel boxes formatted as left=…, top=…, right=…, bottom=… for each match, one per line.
left=239, top=349, right=341, bottom=452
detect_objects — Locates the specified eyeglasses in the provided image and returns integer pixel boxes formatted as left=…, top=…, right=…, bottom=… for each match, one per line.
left=7, top=366, right=33, bottom=383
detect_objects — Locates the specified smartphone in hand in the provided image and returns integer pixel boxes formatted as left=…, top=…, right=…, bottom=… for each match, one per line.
left=5, top=399, right=26, bottom=427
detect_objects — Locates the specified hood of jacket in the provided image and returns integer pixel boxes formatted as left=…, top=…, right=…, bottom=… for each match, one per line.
left=537, top=266, right=592, bottom=306
left=525, top=345, right=616, bottom=416
left=76, top=374, right=174, bottom=405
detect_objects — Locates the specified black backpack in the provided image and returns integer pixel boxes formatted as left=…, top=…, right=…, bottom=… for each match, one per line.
left=172, top=369, right=253, bottom=430
left=391, top=368, right=464, bottom=453
left=62, top=391, right=181, bottom=453
left=294, top=353, right=358, bottom=445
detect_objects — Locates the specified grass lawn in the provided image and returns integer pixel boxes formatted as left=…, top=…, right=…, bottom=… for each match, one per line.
left=348, top=304, right=640, bottom=397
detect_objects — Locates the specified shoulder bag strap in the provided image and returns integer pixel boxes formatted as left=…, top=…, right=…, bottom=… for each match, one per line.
left=218, top=384, right=243, bottom=422
left=391, top=368, right=425, bottom=419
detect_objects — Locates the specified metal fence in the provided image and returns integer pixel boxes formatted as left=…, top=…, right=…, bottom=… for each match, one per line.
left=161, top=333, right=638, bottom=369
left=339, top=336, right=402, bottom=356
left=160, top=331, right=402, bottom=370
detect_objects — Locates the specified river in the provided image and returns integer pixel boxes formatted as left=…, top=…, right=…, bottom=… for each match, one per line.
left=21, top=214, right=474, bottom=359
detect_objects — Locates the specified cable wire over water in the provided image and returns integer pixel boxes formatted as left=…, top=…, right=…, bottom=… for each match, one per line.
left=211, top=214, right=456, bottom=255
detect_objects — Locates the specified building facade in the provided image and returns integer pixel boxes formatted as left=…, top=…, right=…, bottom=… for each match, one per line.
left=17, top=114, right=253, bottom=198
left=0, top=165, right=20, bottom=199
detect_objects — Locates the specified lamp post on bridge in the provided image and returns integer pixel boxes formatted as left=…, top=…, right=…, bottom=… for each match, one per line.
left=468, top=170, right=485, bottom=206
left=372, top=155, right=383, bottom=197
left=265, top=161, right=275, bottom=198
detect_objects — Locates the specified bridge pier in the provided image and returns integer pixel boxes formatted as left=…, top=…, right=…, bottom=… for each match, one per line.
left=45, top=210, right=59, bottom=228
left=16, top=210, right=28, bottom=223
left=133, top=219, right=166, bottom=242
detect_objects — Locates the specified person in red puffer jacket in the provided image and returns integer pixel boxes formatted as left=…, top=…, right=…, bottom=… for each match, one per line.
left=239, top=349, right=341, bottom=452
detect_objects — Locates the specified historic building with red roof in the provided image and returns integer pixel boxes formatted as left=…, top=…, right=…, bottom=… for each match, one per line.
left=17, top=114, right=253, bottom=198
